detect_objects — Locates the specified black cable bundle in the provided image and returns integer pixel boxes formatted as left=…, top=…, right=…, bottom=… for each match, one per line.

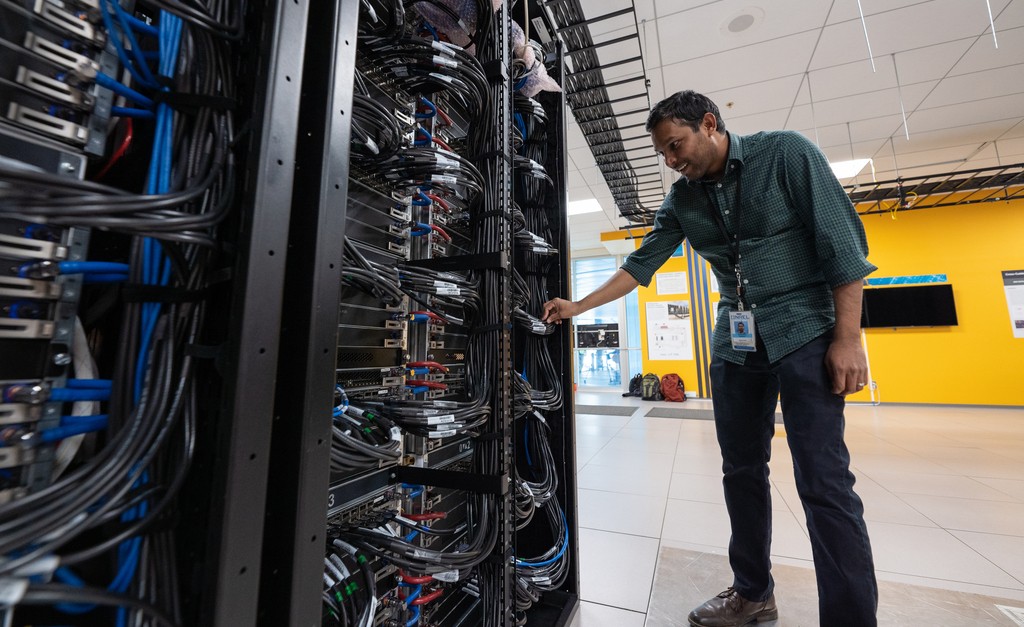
left=323, top=538, right=378, bottom=626
left=358, top=0, right=406, bottom=40
left=361, top=36, right=490, bottom=123
left=331, top=410, right=403, bottom=474
left=513, top=499, right=570, bottom=615
left=0, top=4, right=245, bottom=622
left=510, top=72, right=577, bottom=623
left=341, top=237, right=405, bottom=307
left=338, top=493, right=496, bottom=576
left=351, top=83, right=405, bottom=163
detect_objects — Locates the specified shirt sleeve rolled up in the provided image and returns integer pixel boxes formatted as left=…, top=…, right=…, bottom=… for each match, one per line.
left=619, top=189, right=687, bottom=287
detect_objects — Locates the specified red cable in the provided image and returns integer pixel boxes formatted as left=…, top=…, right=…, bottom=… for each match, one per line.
left=430, top=224, right=452, bottom=242
left=425, top=193, right=450, bottom=211
left=405, top=380, right=447, bottom=390
left=407, top=361, right=449, bottom=373
left=409, top=311, right=445, bottom=322
left=436, top=106, right=454, bottom=127
left=405, top=511, right=447, bottom=521
left=398, top=570, right=433, bottom=585
left=95, top=118, right=134, bottom=180
left=411, top=589, right=444, bottom=606
left=432, top=136, right=453, bottom=151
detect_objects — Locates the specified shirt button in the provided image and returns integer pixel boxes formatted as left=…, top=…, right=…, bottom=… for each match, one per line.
left=716, top=183, right=723, bottom=188
left=724, top=210, right=730, bottom=214
left=743, top=279, right=749, bottom=284
left=751, top=303, right=757, bottom=308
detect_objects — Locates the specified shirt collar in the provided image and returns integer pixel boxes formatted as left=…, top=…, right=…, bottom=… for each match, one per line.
left=725, top=131, right=744, bottom=168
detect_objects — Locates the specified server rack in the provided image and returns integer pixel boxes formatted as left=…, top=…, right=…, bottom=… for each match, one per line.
left=258, top=1, right=580, bottom=625
left=0, top=1, right=578, bottom=624
left=0, top=0, right=307, bottom=625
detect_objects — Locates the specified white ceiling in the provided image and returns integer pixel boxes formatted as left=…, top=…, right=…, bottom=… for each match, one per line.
left=559, top=0, right=1024, bottom=251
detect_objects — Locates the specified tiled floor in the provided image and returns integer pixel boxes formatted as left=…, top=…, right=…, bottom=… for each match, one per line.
left=567, top=391, right=1024, bottom=626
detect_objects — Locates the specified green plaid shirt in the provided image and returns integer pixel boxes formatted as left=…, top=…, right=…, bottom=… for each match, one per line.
left=621, top=130, right=876, bottom=364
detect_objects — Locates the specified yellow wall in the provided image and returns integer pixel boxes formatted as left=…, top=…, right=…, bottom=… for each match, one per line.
left=601, top=195, right=1024, bottom=406
left=635, top=252, right=701, bottom=395
left=855, top=197, right=1024, bottom=406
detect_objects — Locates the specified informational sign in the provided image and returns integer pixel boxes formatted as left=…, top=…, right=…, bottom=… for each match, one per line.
left=866, top=274, right=947, bottom=286
left=646, top=301, right=693, bottom=361
left=656, top=271, right=687, bottom=295
left=1003, top=270, right=1024, bottom=339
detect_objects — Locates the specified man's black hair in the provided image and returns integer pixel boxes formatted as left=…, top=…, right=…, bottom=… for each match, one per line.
left=646, top=90, right=727, bottom=134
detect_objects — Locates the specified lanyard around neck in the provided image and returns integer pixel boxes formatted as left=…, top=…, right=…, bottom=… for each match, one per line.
left=701, top=169, right=747, bottom=308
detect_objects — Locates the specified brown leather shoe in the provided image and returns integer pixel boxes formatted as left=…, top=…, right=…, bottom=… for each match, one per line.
left=687, top=587, right=778, bottom=626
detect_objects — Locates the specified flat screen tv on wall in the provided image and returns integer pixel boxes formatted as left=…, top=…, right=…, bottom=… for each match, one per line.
left=861, top=284, right=958, bottom=328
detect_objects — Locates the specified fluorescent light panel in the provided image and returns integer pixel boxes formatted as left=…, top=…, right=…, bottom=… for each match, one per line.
left=567, top=198, right=602, bottom=216
left=830, top=158, right=871, bottom=179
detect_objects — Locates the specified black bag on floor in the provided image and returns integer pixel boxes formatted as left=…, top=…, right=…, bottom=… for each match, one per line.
left=622, top=373, right=643, bottom=397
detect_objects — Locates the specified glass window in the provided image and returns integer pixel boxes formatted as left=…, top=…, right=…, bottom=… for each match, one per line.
left=572, top=257, right=618, bottom=325
left=571, top=257, right=619, bottom=388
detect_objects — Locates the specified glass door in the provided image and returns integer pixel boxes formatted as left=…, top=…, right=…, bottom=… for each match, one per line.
left=572, top=256, right=623, bottom=388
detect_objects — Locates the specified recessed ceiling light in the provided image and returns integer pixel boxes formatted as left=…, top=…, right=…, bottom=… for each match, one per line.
left=829, top=158, right=872, bottom=179
left=720, top=7, right=764, bottom=36
left=728, top=14, right=755, bottom=32
left=567, top=199, right=603, bottom=216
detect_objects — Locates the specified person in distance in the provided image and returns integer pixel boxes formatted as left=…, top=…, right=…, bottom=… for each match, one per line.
left=541, top=90, right=877, bottom=627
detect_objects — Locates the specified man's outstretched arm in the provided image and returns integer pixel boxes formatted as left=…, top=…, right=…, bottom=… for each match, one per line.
left=541, top=268, right=640, bottom=323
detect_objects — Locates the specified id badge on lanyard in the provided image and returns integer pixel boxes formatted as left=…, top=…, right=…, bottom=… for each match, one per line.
left=729, top=310, right=756, bottom=351
left=703, top=170, right=756, bottom=352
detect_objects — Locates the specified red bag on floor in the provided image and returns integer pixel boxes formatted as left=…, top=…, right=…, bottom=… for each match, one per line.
left=660, top=373, right=686, bottom=402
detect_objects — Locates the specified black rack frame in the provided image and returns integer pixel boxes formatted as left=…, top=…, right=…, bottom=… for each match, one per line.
left=180, top=0, right=313, bottom=624
left=255, top=0, right=359, bottom=625
left=243, top=2, right=579, bottom=624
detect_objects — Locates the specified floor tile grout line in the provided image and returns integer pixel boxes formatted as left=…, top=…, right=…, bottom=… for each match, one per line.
left=873, top=566, right=1024, bottom=593
left=645, top=419, right=683, bottom=621
left=576, top=599, right=647, bottom=615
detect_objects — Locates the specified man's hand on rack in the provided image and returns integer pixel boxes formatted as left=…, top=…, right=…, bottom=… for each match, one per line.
left=541, top=298, right=579, bottom=324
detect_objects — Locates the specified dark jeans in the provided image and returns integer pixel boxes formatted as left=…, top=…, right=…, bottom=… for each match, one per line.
left=709, top=332, right=877, bottom=626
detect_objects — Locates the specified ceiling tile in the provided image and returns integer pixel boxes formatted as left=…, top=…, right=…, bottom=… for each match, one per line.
left=655, top=0, right=830, bottom=66
left=949, top=27, right=1024, bottom=78
left=862, top=0, right=996, bottom=57
left=994, top=0, right=1024, bottom=29
left=889, top=119, right=1018, bottom=154
left=728, top=109, right=793, bottom=136
left=787, top=81, right=937, bottom=132
left=706, top=74, right=805, bottom=122
left=825, top=0, right=931, bottom=25
left=995, top=135, right=1024, bottom=157
left=566, top=120, right=589, bottom=150
left=808, top=40, right=969, bottom=103
left=569, top=147, right=597, bottom=168
left=568, top=186, right=594, bottom=202
left=656, top=30, right=821, bottom=95
left=922, top=65, right=1024, bottom=108
left=1000, top=120, right=1024, bottom=139
left=909, top=92, right=1024, bottom=133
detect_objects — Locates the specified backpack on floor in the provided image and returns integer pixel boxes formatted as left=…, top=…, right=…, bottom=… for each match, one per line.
left=660, top=373, right=686, bottom=402
left=622, top=373, right=644, bottom=397
left=641, top=373, right=662, bottom=401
